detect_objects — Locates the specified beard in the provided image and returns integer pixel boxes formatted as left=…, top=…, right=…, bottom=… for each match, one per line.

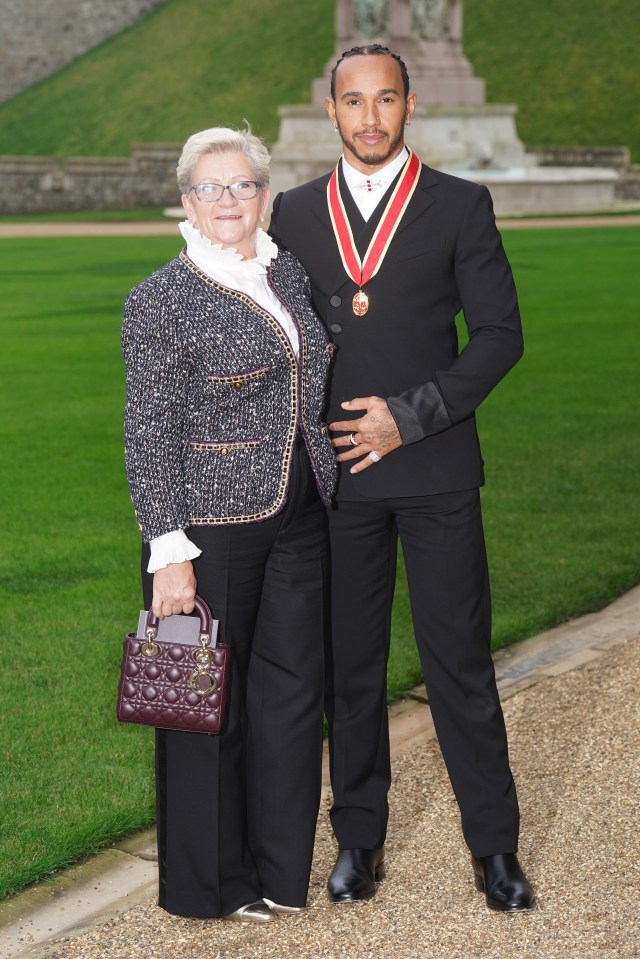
left=336, top=123, right=405, bottom=168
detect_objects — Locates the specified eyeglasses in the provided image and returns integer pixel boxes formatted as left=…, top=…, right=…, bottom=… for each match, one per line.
left=189, top=180, right=261, bottom=203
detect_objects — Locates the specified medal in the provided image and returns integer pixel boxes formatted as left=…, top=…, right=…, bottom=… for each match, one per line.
left=352, top=290, right=369, bottom=316
left=327, top=149, right=421, bottom=317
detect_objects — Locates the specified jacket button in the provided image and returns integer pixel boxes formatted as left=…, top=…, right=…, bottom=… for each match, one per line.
left=326, top=344, right=337, bottom=355
left=232, top=380, right=242, bottom=389
left=321, top=425, right=328, bottom=435
left=330, top=295, right=342, bottom=307
left=329, top=323, right=342, bottom=334
left=219, top=447, right=229, bottom=456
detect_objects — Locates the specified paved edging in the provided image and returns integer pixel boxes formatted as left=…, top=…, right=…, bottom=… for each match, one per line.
left=1, top=584, right=638, bottom=958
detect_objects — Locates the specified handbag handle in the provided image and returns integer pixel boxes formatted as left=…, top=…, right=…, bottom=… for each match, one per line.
left=144, top=595, right=214, bottom=646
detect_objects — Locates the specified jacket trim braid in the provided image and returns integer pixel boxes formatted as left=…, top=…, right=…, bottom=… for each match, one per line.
left=207, top=365, right=270, bottom=384
left=188, top=440, right=261, bottom=452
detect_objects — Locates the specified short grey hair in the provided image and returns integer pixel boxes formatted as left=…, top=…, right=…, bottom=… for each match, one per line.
left=176, top=126, right=270, bottom=196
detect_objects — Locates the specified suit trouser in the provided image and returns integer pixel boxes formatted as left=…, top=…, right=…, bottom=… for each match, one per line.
left=141, top=442, right=329, bottom=917
left=326, top=488, right=520, bottom=858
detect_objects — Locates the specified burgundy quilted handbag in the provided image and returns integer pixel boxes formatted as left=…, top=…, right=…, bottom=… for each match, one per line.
left=117, top=596, right=231, bottom=734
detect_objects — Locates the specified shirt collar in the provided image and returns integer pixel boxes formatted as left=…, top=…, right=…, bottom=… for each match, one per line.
left=340, top=147, right=409, bottom=194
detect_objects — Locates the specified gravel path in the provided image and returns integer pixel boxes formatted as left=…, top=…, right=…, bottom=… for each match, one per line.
left=47, top=634, right=640, bottom=959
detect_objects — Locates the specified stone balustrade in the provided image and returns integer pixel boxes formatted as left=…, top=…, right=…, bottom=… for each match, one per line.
left=0, top=141, right=637, bottom=215
left=531, top=145, right=630, bottom=170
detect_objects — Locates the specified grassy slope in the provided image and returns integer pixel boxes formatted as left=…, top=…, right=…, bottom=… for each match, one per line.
left=0, top=0, right=637, bottom=161
left=465, top=0, right=640, bottom=155
left=0, top=0, right=334, bottom=157
left=1, top=227, right=638, bottom=896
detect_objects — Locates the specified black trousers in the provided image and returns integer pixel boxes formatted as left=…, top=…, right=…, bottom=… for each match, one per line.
left=141, top=443, right=329, bottom=917
left=326, top=488, right=520, bottom=858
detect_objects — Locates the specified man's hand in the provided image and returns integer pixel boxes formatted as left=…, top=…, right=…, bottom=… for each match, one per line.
left=152, top=561, right=197, bottom=619
left=330, top=396, right=402, bottom=474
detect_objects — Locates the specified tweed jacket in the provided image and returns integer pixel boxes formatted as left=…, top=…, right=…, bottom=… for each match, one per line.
left=122, top=248, right=337, bottom=541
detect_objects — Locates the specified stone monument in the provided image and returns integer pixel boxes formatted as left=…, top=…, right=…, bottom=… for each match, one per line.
left=269, top=0, right=618, bottom=214
left=271, top=0, right=525, bottom=190
left=311, top=0, right=484, bottom=106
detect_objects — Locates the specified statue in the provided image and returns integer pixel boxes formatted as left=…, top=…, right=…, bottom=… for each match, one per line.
left=349, top=1, right=461, bottom=45
left=410, top=0, right=450, bottom=40
left=353, top=0, right=389, bottom=38
left=315, top=0, right=482, bottom=106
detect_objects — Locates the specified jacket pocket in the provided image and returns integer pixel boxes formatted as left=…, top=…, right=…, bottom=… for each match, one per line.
left=207, top=365, right=271, bottom=391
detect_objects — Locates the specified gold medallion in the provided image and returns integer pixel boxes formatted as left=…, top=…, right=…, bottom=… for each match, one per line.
left=352, top=290, right=369, bottom=316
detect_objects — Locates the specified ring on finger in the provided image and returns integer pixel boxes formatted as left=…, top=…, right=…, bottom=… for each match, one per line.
left=369, top=450, right=381, bottom=463
left=349, top=432, right=358, bottom=446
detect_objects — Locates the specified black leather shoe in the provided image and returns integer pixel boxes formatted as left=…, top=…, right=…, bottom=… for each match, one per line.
left=327, top=847, right=386, bottom=903
left=472, top=853, right=536, bottom=912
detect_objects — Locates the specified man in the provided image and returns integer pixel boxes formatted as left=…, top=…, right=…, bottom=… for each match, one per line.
left=269, top=44, right=535, bottom=913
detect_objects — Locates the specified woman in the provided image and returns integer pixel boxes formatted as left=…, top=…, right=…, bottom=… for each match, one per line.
left=122, top=127, right=336, bottom=923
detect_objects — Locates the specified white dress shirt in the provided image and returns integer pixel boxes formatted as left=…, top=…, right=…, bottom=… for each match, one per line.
left=147, top=223, right=299, bottom=573
left=340, top=147, right=409, bottom=221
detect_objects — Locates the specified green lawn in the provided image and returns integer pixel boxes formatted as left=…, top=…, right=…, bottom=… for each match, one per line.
left=0, top=0, right=636, bottom=161
left=0, top=236, right=184, bottom=899
left=1, top=226, right=638, bottom=899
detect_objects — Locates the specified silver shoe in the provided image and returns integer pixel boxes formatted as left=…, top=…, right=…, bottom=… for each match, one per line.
left=223, top=900, right=276, bottom=923
left=263, top=897, right=306, bottom=914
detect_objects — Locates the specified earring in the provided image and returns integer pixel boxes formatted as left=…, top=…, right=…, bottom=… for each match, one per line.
left=333, top=126, right=339, bottom=133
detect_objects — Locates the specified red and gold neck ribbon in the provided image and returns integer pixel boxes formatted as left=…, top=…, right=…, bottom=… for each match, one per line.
left=327, top=149, right=421, bottom=314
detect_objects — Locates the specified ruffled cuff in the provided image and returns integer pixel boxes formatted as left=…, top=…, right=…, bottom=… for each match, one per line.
left=147, top=529, right=202, bottom=573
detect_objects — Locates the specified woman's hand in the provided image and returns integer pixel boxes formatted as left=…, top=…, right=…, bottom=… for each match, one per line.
left=152, top=561, right=197, bottom=619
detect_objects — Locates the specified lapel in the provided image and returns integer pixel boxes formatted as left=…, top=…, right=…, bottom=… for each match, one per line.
left=313, top=163, right=440, bottom=292
left=394, top=164, right=439, bottom=236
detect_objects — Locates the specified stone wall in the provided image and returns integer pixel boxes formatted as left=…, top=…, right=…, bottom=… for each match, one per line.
left=0, top=144, right=181, bottom=214
left=0, top=0, right=168, bottom=103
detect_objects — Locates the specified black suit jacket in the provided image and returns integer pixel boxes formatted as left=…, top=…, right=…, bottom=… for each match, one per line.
left=270, top=163, right=523, bottom=500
